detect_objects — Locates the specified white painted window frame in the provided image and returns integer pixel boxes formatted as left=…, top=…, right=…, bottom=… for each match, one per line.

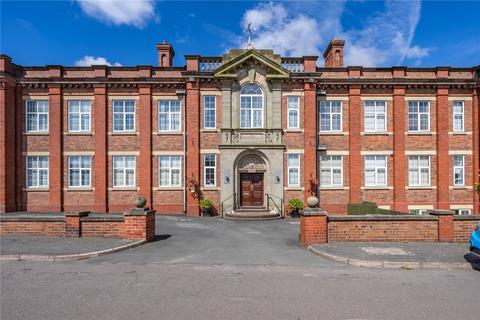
left=452, top=101, right=464, bottom=132
left=320, top=155, right=343, bottom=187
left=203, top=154, right=216, bottom=187
left=408, top=155, right=431, bottom=186
left=158, top=100, right=181, bottom=132
left=408, top=101, right=430, bottom=132
left=112, top=100, right=136, bottom=132
left=364, top=155, right=387, bottom=186
left=364, top=100, right=387, bottom=133
left=203, top=96, right=216, bottom=129
left=240, top=84, right=264, bottom=129
left=25, top=100, right=49, bottom=133
left=26, top=156, right=49, bottom=188
left=319, top=101, right=342, bottom=132
left=287, top=96, right=300, bottom=129
left=68, top=156, right=92, bottom=188
left=158, top=155, right=182, bottom=187
left=112, top=155, right=136, bottom=188
left=68, top=100, right=91, bottom=132
left=287, top=154, right=300, bottom=187
left=453, top=155, right=465, bottom=186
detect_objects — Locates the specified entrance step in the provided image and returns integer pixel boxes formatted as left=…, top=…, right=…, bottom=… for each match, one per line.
left=224, top=209, right=281, bottom=221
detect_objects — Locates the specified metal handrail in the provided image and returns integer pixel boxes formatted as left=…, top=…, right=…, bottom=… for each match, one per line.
left=220, top=193, right=236, bottom=218
left=265, top=193, right=284, bottom=218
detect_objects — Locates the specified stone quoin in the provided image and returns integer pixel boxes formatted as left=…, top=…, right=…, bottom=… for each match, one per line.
left=0, top=39, right=479, bottom=216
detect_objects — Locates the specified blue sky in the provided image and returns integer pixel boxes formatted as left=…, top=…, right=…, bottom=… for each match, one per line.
left=1, top=0, right=479, bottom=67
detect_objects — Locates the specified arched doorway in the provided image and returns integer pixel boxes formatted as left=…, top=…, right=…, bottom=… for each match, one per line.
left=237, top=153, right=267, bottom=208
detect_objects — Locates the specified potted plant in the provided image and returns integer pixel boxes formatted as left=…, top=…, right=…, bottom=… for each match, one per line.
left=199, top=198, right=214, bottom=217
left=288, top=198, right=304, bottom=218
left=475, top=183, right=480, bottom=195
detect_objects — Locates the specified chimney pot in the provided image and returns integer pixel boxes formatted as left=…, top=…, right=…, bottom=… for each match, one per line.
left=323, top=38, right=345, bottom=68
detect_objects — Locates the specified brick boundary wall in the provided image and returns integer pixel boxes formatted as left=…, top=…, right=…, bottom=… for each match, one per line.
left=300, top=209, right=479, bottom=246
left=0, top=209, right=156, bottom=242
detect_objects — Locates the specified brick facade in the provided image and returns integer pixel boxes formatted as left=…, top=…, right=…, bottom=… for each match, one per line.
left=0, top=39, right=479, bottom=216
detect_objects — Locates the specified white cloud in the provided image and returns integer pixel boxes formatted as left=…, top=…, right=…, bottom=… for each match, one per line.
left=74, top=55, right=122, bottom=66
left=76, top=0, right=156, bottom=28
left=238, top=0, right=430, bottom=67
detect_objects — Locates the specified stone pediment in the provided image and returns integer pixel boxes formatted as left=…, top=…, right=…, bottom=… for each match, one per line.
left=214, top=49, right=290, bottom=80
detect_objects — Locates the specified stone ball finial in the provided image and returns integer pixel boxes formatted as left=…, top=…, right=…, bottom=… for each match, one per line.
left=306, top=196, right=319, bottom=208
left=135, top=195, right=147, bottom=208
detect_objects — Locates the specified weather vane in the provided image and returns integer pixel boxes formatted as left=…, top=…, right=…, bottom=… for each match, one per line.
left=246, top=23, right=256, bottom=48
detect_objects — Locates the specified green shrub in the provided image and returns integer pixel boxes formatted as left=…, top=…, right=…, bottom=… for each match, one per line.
left=288, top=198, right=304, bottom=210
left=347, top=201, right=404, bottom=215
left=475, top=183, right=480, bottom=195
left=199, top=198, right=213, bottom=209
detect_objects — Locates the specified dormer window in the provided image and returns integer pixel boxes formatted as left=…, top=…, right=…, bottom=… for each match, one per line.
left=240, top=83, right=264, bottom=128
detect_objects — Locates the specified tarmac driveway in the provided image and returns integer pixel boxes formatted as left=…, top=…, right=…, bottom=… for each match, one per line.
left=88, top=215, right=338, bottom=267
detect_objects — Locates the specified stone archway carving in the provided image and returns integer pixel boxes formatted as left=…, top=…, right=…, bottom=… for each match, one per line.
left=238, top=154, right=266, bottom=172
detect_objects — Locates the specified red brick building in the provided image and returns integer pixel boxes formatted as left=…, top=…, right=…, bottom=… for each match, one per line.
left=1, top=39, right=479, bottom=216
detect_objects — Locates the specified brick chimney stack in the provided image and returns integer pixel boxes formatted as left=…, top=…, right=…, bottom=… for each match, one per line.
left=323, top=38, right=345, bottom=68
left=156, top=40, right=175, bottom=67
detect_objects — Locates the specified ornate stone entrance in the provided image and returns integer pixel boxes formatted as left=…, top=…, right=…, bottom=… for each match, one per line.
left=237, top=153, right=267, bottom=208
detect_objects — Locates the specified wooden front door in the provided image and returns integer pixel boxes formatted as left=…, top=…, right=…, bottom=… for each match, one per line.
left=240, top=173, right=264, bottom=207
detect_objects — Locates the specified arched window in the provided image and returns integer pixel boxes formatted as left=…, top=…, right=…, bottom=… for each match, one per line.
left=240, top=83, right=263, bottom=128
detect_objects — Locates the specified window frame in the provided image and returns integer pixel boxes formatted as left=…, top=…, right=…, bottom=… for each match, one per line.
left=203, top=96, right=216, bottom=129
left=25, top=156, right=49, bottom=188
left=364, top=155, right=388, bottom=187
left=68, top=156, right=92, bottom=188
left=319, top=100, right=342, bottom=132
left=364, top=100, right=387, bottom=133
left=25, top=100, right=49, bottom=133
left=203, top=154, right=216, bottom=187
left=453, top=155, right=465, bottom=186
left=112, top=155, right=136, bottom=188
left=158, top=100, right=181, bottom=132
left=320, top=155, right=343, bottom=187
left=158, top=155, right=182, bottom=187
left=287, top=154, right=301, bottom=187
left=408, top=155, right=431, bottom=187
left=287, top=96, right=300, bottom=129
left=452, top=101, right=464, bottom=132
left=239, top=83, right=264, bottom=129
left=455, top=209, right=471, bottom=216
left=68, top=100, right=92, bottom=133
left=112, top=100, right=136, bottom=132
left=408, top=101, right=430, bottom=132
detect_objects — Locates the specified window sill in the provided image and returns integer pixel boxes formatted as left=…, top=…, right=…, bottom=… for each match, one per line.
left=284, top=187, right=303, bottom=191
left=406, top=186, right=436, bottom=190
left=64, top=132, right=93, bottom=136
left=406, top=132, right=436, bottom=136
left=361, top=132, right=392, bottom=136
left=154, top=131, right=184, bottom=135
left=154, top=187, right=184, bottom=191
left=110, top=132, right=138, bottom=136
left=65, top=188, right=93, bottom=192
left=319, top=132, right=348, bottom=136
left=109, top=187, right=138, bottom=191
left=23, top=188, right=49, bottom=192
left=24, top=132, right=49, bottom=136
left=200, top=129, right=219, bottom=133
left=450, top=186, right=472, bottom=190
left=362, top=186, right=392, bottom=190
left=319, top=187, right=348, bottom=190
left=449, top=131, right=472, bottom=135
left=284, top=129, right=303, bottom=133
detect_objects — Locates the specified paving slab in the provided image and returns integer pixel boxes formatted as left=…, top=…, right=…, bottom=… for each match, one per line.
left=309, top=242, right=480, bottom=269
left=0, top=236, right=136, bottom=256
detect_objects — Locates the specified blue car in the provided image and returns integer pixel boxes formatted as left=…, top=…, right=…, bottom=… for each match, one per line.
left=470, top=223, right=480, bottom=257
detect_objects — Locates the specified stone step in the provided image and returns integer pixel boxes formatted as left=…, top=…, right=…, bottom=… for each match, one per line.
left=224, top=210, right=282, bottom=221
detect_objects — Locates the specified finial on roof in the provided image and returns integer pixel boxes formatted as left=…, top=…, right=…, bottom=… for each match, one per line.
left=246, top=23, right=256, bottom=49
